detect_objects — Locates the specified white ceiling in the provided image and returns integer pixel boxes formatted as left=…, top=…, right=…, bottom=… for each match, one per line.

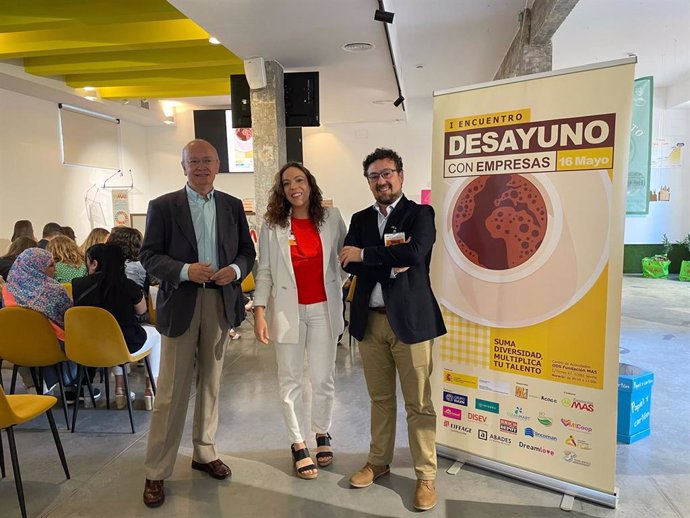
left=170, top=0, right=690, bottom=123
left=5, top=1, right=685, bottom=124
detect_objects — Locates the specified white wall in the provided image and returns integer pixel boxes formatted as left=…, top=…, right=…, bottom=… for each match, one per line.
left=624, top=88, right=690, bottom=244
left=144, top=98, right=435, bottom=225
left=146, top=103, right=256, bottom=204
left=302, top=98, right=434, bottom=223
left=0, top=88, right=152, bottom=249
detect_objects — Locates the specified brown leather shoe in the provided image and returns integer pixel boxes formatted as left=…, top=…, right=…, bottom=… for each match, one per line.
left=413, top=479, right=437, bottom=511
left=191, top=459, right=232, bottom=480
left=143, top=479, right=165, bottom=508
left=349, top=462, right=390, bottom=488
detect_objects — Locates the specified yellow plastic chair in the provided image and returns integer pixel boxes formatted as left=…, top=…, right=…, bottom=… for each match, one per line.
left=241, top=272, right=255, bottom=325
left=61, top=283, right=73, bottom=300
left=0, top=307, right=71, bottom=429
left=0, top=385, right=70, bottom=518
left=147, top=290, right=156, bottom=326
left=64, top=306, right=157, bottom=434
left=241, top=271, right=255, bottom=293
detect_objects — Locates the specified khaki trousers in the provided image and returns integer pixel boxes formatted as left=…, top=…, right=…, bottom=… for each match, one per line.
left=144, top=289, right=229, bottom=480
left=358, top=311, right=437, bottom=480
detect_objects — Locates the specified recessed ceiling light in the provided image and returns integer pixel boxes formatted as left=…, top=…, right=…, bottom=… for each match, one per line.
left=209, top=36, right=221, bottom=45
left=83, top=86, right=96, bottom=92
left=372, top=99, right=394, bottom=105
left=342, top=42, right=374, bottom=52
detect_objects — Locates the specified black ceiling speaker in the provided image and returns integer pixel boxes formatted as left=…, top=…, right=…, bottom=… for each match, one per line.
left=374, top=9, right=394, bottom=23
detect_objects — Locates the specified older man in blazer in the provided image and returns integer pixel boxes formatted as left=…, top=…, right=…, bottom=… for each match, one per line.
left=340, top=148, right=446, bottom=511
left=140, top=139, right=255, bottom=508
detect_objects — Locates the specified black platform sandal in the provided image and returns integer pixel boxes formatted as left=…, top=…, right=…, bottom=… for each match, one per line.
left=291, top=444, right=318, bottom=479
left=315, top=433, right=333, bottom=467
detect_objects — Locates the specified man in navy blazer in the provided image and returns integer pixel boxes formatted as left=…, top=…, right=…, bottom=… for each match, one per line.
left=340, top=148, right=446, bottom=511
left=140, top=139, right=255, bottom=508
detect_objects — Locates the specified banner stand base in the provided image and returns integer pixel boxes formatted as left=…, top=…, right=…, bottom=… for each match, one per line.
left=560, top=494, right=575, bottom=511
left=438, top=444, right=618, bottom=509
left=446, top=460, right=464, bottom=475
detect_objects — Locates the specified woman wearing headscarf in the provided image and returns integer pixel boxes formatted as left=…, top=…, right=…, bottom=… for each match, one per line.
left=2, top=247, right=72, bottom=339
left=1, top=248, right=73, bottom=391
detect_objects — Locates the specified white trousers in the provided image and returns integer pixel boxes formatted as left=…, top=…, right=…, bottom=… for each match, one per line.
left=114, top=325, right=161, bottom=377
left=275, top=301, right=337, bottom=444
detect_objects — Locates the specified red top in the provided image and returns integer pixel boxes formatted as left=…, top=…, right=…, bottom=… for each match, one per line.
left=290, top=217, right=327, bottom=305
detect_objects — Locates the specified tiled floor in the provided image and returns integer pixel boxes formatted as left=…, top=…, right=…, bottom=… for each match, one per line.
left=1, top=275, right=688, bottom=517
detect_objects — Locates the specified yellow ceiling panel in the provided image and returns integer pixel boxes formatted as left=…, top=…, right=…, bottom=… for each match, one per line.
left=98, top=80, right=233, bottom=100
left=0, top=19, right=210, bottom=59
left=24, top=46, right=241, bottom=76
left=1, top=0, right=243, bottom=100
left=67, top=65, right=246, bottom=88
left=0, top=0, right=183, bottom=33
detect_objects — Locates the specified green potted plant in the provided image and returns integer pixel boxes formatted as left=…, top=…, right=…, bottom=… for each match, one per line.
left=678, top=234, right=690, bottom=282
left=641, top=234, right=672, bottom=279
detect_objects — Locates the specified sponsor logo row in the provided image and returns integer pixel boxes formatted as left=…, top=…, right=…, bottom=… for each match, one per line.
left=442, top=420, right=592, bottom=466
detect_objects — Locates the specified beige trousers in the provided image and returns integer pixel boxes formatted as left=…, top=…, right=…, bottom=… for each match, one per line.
left=144, top=289, right=230, bottom=480
left=358, top=311, right=437, bottom=480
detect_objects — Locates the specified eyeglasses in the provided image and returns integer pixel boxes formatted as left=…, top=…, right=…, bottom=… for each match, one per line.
left=186, top=158, right=218, bottom=166
left=365, top=168, right=399, bottom=182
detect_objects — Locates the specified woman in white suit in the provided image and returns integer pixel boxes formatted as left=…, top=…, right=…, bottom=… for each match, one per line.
left=253, top=162, right=347, bottom=480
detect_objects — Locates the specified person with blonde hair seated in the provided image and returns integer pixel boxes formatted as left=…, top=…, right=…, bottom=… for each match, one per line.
left=79, top=227, right=110, bottom=259
left=48, top=235, right=87, bottom=283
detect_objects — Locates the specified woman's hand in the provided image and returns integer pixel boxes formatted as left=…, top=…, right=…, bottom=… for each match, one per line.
left=253, top=307, right=270, bottom=344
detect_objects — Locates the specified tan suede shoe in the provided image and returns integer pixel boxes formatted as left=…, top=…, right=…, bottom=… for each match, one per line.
left=349, top=462, right=390, bottom=488
left=414, top=479, right=437, bottom=511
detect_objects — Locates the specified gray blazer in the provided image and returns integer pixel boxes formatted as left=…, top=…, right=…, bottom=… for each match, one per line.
left=140, top=187, right=256, bottom=337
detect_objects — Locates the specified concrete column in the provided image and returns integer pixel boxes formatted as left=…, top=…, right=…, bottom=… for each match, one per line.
left=494, top=0, right=579, bottom=80
left=251, top=60, right=286, bottom=228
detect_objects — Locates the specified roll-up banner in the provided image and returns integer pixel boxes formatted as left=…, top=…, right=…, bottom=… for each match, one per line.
left=430, top=58, right=635, bottom=508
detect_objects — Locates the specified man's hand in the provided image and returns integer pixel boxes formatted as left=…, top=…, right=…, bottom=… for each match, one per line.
left=393, top=266, right=410, bottom=274
left=340, top=246, right=363, bottom=267
left=210, top=266, right=237, bottom=286
left=188, top=262, right=214, bottom=283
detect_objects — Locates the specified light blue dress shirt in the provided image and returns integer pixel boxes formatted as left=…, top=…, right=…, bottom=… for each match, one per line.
left=179, top=183, right=240, bottom=282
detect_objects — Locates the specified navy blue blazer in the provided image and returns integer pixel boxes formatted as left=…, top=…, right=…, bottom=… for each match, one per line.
left=140, top=187, right=256, bottom=337
left=343, top=195, right=446, bottom=344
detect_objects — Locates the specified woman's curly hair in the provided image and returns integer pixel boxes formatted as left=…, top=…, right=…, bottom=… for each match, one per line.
left=47, top=235, right=83, bottom=267
left=264, top=162, right=326, bottom=229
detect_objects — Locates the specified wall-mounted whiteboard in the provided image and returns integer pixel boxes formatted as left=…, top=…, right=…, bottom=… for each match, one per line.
left=59, top=104, right=120, bottom=170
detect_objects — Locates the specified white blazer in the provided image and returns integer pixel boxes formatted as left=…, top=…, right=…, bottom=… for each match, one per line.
left=253, top=207, right=348, bottom=344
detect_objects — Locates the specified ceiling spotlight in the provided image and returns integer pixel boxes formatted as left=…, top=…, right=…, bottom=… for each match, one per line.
left=393, top=95, right=404, bottom=107
left=374, top=9, right=394, bottom=23
left=342, top=42, right=374, bottom=52
left=83, top=86, right=96, bottom=92
left=208, top=36, right=221, bottom=45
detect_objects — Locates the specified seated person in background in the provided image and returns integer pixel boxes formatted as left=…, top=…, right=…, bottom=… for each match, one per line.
left=108, top=226, right=147, bottom=289
left=11, top=220, right=36, bottom=241
left=37, top=222, right=64, bottom=249
left=0, top=236, right=37, bottom=281
left=73, top=244, right=161, bottom=410
left=61, top=226, right=76, bottom=241
left=48, top=235, right=87, bottom=283
left=79, top=227, right=110, bottom=259
left=2, top=248, right=74, bottom=392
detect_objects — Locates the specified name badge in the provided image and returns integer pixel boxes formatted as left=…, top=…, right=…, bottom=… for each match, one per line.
left=384, top=232, right=406, bottom=247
